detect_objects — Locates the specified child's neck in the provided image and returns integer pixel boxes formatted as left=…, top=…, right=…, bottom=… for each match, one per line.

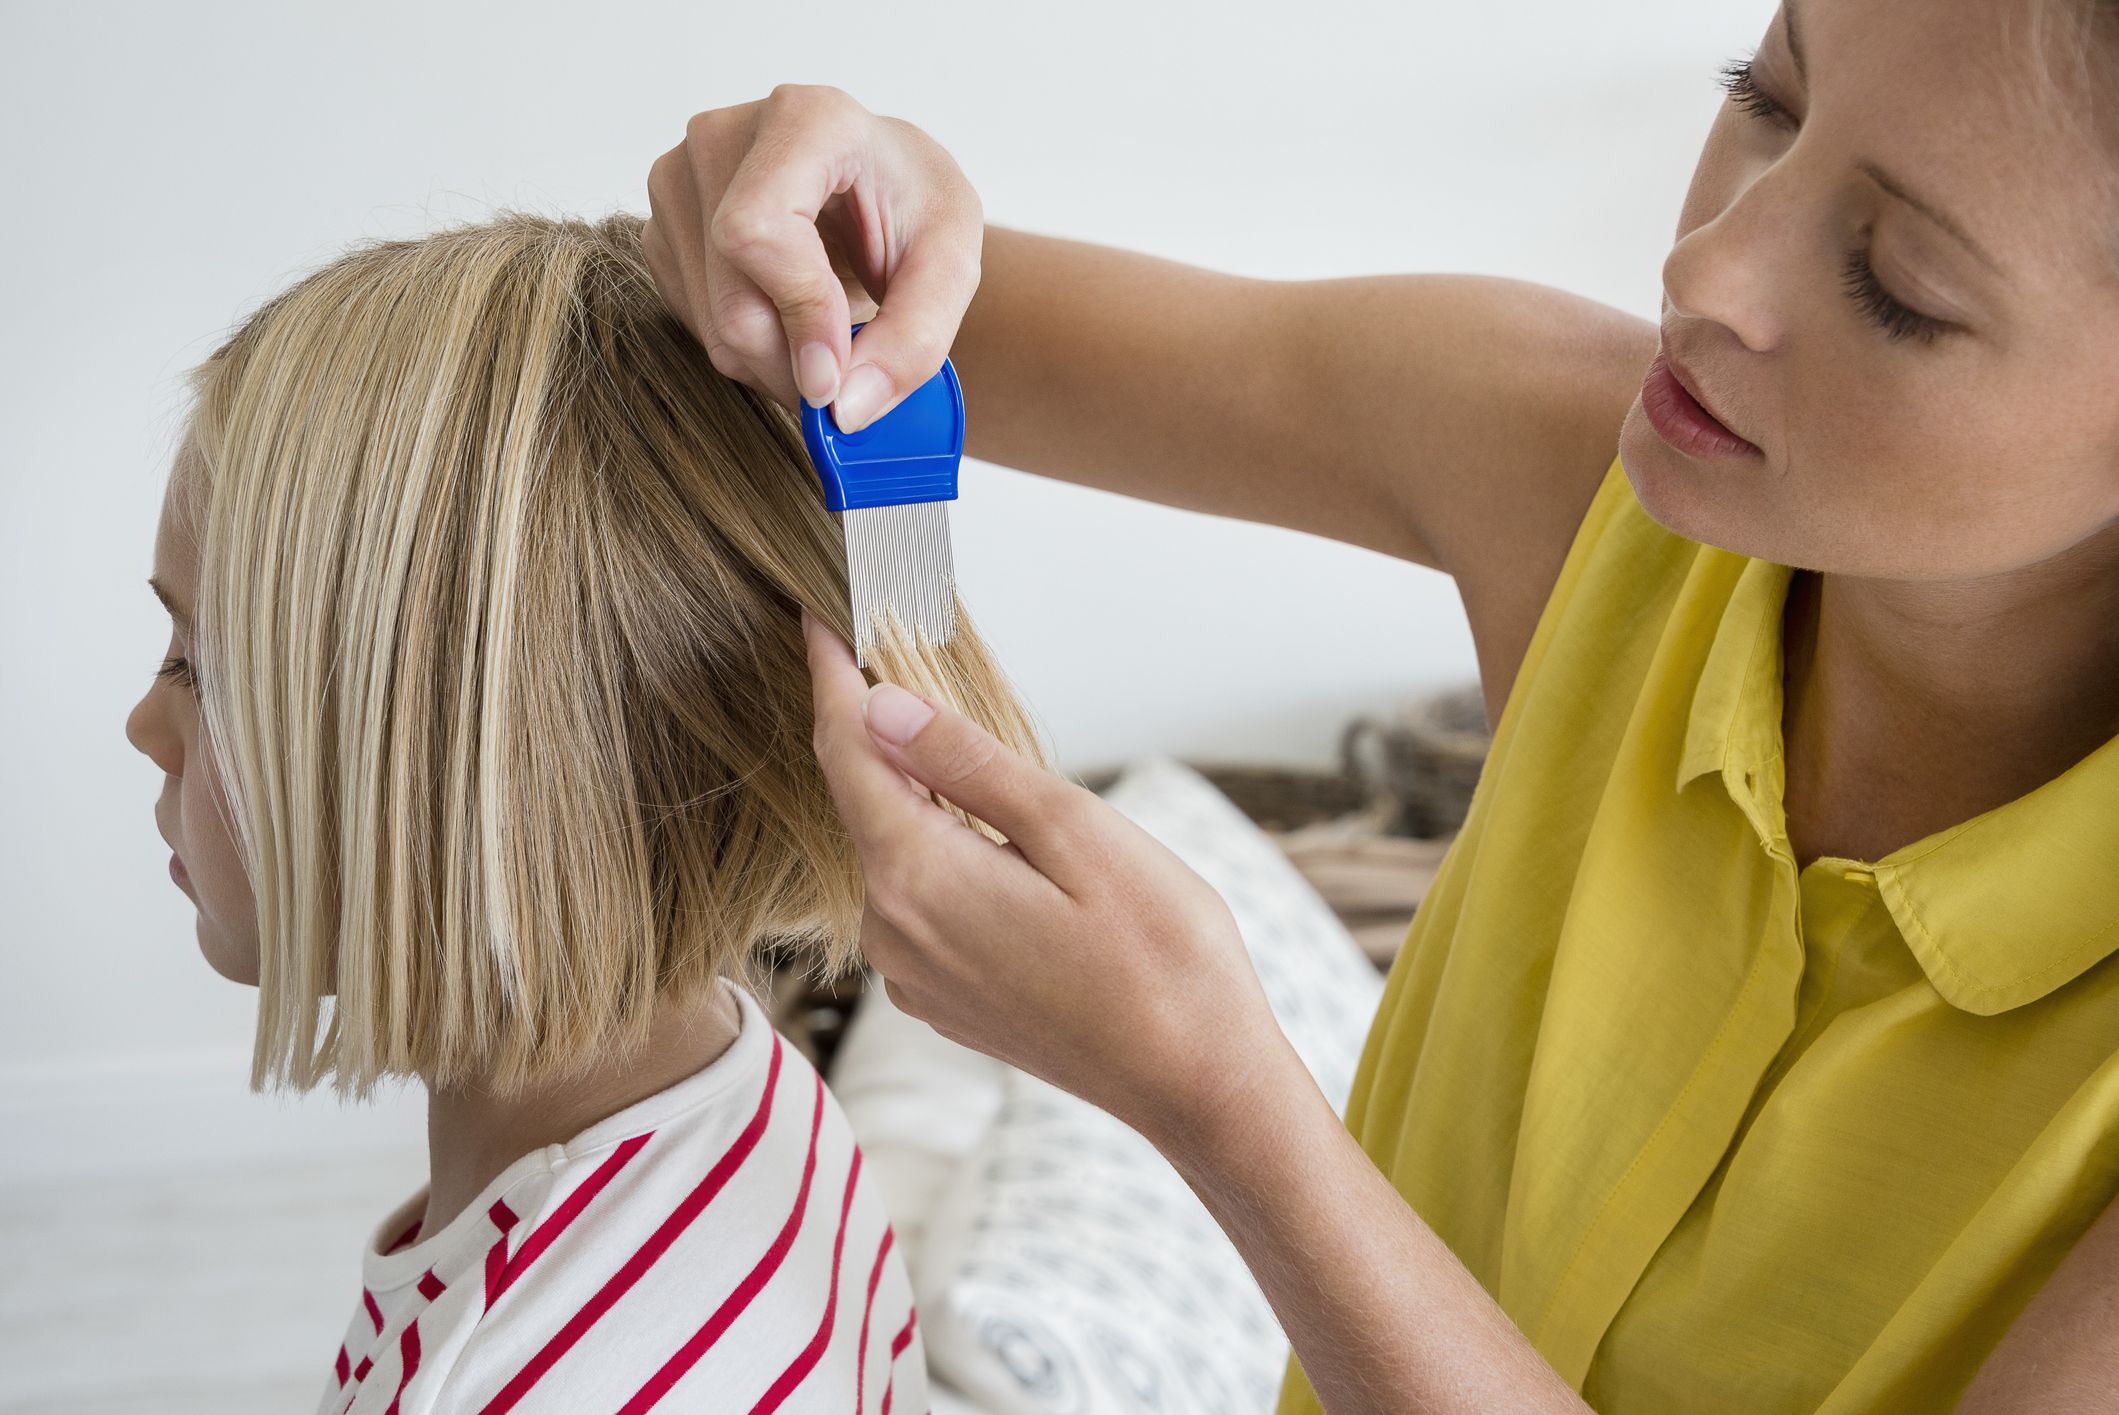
left=415, top=983, right=745, bottom=1240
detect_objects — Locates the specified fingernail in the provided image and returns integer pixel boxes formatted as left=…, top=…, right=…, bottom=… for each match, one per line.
left=795, top=342, right=839, bottom=408
left=835, top=363, right=892, bottom=432
left=863, top=682, right=935, bottom=746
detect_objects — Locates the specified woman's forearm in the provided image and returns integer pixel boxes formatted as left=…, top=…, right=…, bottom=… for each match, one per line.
left=952, top=227, right=1651, bottom=570
left=1154, top=1033, right=1590, bottom=1415
left=953, top=225, right=1439, bottom=560
left=952, top=226, right=1325, bottom=525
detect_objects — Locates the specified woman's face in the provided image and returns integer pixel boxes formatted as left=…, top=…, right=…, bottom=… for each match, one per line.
left=124, top=448, right=259, bottom=984
left=1618, top=0, right=2119, bottom=580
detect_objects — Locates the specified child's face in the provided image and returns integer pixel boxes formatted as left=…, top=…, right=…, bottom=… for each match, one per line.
left=125, top=447, right=259, bottom=985
left=1618, top=0, right=2119, bottom=581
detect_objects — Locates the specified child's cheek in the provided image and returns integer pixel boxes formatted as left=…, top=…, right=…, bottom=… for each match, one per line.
left=185, top=747, right=262, bottom=987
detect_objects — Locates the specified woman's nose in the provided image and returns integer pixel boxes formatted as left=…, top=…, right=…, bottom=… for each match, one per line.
left=1662, top=144, right=1808, bottom=357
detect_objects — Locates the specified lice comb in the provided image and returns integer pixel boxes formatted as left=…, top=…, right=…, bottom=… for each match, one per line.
left=802, top=332, right=963, bottom=667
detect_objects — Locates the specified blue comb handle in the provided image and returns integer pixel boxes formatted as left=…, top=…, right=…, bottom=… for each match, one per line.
left=801, top=327, right=964, bottom=513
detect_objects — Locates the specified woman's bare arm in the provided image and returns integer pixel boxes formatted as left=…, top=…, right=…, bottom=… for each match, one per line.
left=953, top=227, right=1651, bottom=575
left=1955, top=1188, right=2119, bottom=1413
left=950, top=229, right=1654, bottom=723
left=1165, top=1028, right=1591, bottom=1413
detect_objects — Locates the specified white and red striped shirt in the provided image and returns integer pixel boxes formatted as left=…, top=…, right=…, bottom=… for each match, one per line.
left=315, top=982, right=926, bottom=1415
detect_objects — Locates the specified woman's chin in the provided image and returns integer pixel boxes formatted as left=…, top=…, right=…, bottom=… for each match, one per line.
left=1617, top=406, right=1773, bottom=557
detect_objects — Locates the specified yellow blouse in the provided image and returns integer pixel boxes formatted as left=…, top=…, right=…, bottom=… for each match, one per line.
left=1276, top=453, right=2119, bottom=1414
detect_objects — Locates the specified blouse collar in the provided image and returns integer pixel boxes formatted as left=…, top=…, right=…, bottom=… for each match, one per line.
left=1675, top=551, right=2119, bottom=1015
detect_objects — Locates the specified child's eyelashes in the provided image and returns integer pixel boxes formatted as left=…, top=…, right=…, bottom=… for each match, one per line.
left=156, top=654, right=199, bottom=692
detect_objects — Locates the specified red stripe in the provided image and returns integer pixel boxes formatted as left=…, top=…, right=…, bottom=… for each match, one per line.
left=383, top=1214, right=423, bottom=1254
left=614, top=1062, right=825, bottom=1415
left=335, top=1344, right=350, bottom=1386
left=854, top=1222, right=897, bottom=1415
left=477, top=1034, right=788, bottom=1415
left=483, top=1198, right=523, bottom=1309
left=342, top=1284, right=386, bottom=1399
left=486, top=1132, right=654, bottom=1303
left=417, top=1268, right=446, bottom=1303
left=878, top=1303, right=919, bottom=1413
left=382, top=1314, right=422, bottom=1415
left=484, top=1236, right=509, bottom=1310
left=747, top=1146, right=863, bottom=1414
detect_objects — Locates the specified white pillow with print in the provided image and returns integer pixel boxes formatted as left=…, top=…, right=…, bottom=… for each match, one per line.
left=830, top=968, right=1008, bottom=1262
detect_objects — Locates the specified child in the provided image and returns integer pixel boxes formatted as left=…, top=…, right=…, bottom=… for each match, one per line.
left=125, top=210, right=1045, bottom=1413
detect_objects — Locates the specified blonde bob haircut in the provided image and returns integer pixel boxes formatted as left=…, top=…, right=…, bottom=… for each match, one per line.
left=181, top=210, right=1045, bottom=1097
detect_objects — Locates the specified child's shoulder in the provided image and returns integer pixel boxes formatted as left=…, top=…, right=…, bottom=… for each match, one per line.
left=362, top=990, right=923, bottom=1414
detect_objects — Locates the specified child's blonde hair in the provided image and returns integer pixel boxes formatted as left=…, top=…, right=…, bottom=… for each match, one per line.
left=181, top=210, right=1043, bottom=1097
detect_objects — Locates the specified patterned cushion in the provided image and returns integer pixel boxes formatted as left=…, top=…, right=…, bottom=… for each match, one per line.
left=912, top=757, right=1385, bottom=1414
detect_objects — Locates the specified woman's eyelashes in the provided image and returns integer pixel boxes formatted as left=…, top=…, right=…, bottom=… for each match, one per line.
left=1840, top=243, right=1950, bottom=345
left=1716, top=55, right=1792, bottom=127
left=1715, top=54, right=1957, bottom=346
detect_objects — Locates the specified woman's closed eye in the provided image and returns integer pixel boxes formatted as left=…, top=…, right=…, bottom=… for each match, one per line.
left=1717, top=55, right=1793, bottom=128
left=1715, top=54, right=1956, bottom=347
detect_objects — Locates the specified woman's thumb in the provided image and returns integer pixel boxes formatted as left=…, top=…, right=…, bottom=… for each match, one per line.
left=862, top=682, right=1058, bottom=844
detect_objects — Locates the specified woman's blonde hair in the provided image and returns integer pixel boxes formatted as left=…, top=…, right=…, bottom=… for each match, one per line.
left=181, top=210, right=1044, bottom=1097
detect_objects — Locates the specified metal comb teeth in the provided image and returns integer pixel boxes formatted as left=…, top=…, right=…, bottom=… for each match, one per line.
left=840, top=500, right=959, bottom=667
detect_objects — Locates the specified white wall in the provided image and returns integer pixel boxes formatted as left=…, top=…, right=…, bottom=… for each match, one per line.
left=0, top=0, right=1771, bottom=1167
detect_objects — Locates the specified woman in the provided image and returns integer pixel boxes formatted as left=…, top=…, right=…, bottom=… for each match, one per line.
left=126, top=210, right=1046, bottom=1413
left=640, top=0, right=2119, bottom=1410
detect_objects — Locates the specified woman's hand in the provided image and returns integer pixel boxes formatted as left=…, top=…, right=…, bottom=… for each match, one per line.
left=801, top=611, right=1296, bottom=1151
left=642, top=86, right=985, bottom=433
left=805, top=611, right=1599, bottom=1415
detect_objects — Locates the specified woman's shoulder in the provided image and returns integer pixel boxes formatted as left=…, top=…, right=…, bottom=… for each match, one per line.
left=1458, top=437, right=1696, bottom=729
left=1439, top=307, right=1661, bottom=726
left=1469, top=445, right=1722, bottom=783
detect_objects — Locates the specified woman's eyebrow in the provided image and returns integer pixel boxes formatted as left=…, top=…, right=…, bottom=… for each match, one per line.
left=1858, top=160, right=2005, bottom=279
left=1784, top=0, right=2004, bottom=280
left=149, top=574, right=191, bottom=625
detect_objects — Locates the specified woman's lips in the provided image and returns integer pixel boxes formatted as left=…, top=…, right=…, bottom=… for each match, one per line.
left=169, top=851, right=190, bottom=889
left=1641, top=351, right=1760, bottom=460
